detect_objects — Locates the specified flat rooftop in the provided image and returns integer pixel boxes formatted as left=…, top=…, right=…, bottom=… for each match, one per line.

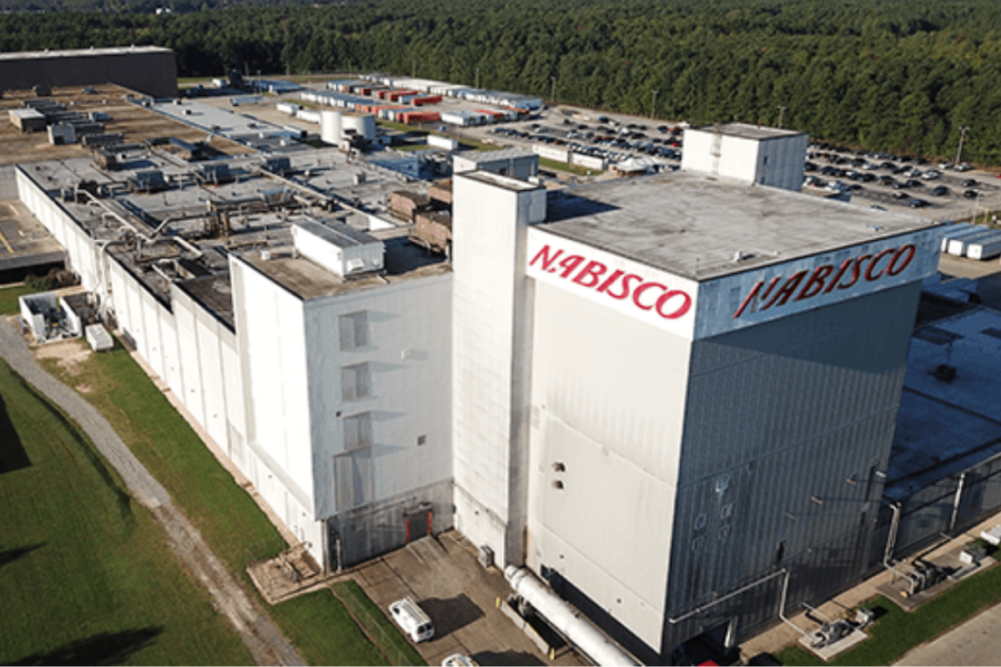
left=691, top=122, right=806, bottom=141
left=241, top=225, right=450, bottom=301
left=886, top=307, right=1001, bottom=501
left=19, top=147, right=433, bottom=313
left=0, top=85, right=250, bottom=166
left=0, top=198, right=66, bottom=274
left=540, top=172, right=940, bottom=280
left=0, top=46, right=172, bottom=61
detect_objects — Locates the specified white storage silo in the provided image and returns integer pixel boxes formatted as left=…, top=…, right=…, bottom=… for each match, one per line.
left=320, top=110, right=343, bottom=144
left=342, top=113, right=376, bottom=142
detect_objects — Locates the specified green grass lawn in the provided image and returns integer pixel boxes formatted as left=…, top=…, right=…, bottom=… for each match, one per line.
left=0, top=283, right=45, bottom=316
left=776, top=562, right=1001, bottom=666
left=270, top=589, right=393, bottom=666
left=37, top=337, right=407, bottom=664
left=538, top=157, right=595, bottom=176
left=0, top=359, right=252, bottom=665
left=333, top=580, right=425, bottom=666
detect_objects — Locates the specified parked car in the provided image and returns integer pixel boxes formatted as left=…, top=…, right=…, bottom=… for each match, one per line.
left=389, top=598, right=434, bottom=643
left=955, top=162, right=973, bottom=172
left=963, top=189, right=980, bottom=199
left=909, top=198, right=929, bottom=208
left=962, top=178, right=979, bottom=187
left=921, top=169, right=942, bottom=179
left=930, top=186, right=950, bottom=197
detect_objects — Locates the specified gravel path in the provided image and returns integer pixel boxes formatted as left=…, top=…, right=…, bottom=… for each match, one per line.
left=0, top=318, right=305, bottom=666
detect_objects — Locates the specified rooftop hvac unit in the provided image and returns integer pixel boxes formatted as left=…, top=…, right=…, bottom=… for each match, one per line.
left=478, top=545, right=494, bottom=569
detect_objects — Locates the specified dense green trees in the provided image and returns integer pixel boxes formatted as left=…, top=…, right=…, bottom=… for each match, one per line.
left=2, top=0, right=1001, bottom=164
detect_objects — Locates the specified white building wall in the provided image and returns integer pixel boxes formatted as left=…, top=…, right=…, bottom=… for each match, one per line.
left=174, top=294, right=206, bottom=427
left=140, top=290, right=166, bottom=378
left=681, top=127, right=807, bottom=192
left=527, top=280, right=690, bottom=650
left=303, top=273, right=453, bottom=520
left=230, top=256, right=315, bottom=501
left=452, top=172, right=546, bottom=565
left=15, top=168, right=100, bottom=293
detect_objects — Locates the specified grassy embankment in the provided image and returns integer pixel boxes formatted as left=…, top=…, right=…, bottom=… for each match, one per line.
left=35, top=334, right=406, bottom=665
left=0, top=357, right=252, bottom=665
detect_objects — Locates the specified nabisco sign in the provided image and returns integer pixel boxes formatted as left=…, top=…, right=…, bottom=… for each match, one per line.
left=527, top=227, right=942, bottom=340
left=694, top=228, right=942, bottom=339
left=526, top=229, right=698, bottom=338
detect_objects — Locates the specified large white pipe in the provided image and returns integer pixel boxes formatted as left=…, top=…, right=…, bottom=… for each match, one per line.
left=504, top=566, right=640, bottom=666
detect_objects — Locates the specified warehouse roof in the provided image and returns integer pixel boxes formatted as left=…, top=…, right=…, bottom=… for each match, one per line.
left=540, top=171, right=941, bottom=280
left=886, top=307, right=1001, bottom=501
left=0, top=46, right=172, bottom=61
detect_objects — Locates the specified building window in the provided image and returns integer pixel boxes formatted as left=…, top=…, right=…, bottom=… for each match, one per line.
left=339, top=311, right=368, bottom=350
left=341, top=363, right=371, bottom=401
left=343, top=412, right=372, bottom=451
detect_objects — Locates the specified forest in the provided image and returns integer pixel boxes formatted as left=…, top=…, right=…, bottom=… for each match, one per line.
left=2, top=0, right=1001, bottom=164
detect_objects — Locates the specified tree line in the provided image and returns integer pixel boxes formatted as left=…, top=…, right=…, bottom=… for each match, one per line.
left=2, top=0, right=1001, bottom=165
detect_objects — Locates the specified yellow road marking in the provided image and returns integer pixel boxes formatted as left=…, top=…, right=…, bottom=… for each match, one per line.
left=0, top=228, right=13, bottom=254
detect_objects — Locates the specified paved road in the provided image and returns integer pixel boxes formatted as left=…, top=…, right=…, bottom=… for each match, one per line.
left=0, top=318, right=304, bottom=666
left=894, top=599, right=1001, bottom=666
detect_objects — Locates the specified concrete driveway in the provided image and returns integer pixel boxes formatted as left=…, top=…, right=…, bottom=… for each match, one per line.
left=351, top=531, right=585, bottom=666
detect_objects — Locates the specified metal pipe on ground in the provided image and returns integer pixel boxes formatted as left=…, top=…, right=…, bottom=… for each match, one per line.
left=504, top=566, right=640, bottom=666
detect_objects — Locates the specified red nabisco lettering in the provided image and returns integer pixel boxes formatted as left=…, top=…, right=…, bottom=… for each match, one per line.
left=529, top=244, right=693, bottom=321
left=733, top=243, right=920, bottom=319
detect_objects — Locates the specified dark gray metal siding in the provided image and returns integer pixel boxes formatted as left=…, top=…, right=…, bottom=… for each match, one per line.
left=0, top=50, right=177, bottom=98
left=873, top=452, right=1001, bottom=565
left=660, top=282, right=922, bottom=656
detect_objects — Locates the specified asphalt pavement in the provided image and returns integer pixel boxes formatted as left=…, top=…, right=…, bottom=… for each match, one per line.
left=894, top=601, right=1001, bottom=666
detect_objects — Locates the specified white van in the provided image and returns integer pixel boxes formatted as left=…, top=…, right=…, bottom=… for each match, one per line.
left=388, top=597, right=434, bottom=643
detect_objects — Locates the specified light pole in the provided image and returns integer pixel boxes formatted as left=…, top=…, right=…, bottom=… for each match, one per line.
left=777, top=105, right=787, bottom=129
left=956, top=126, right=970, bottom=166
left=650, top=89, right=659, bottom=120
left=550, top=76, right=557, bottom=105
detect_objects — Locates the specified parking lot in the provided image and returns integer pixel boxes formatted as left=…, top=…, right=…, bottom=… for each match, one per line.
left=800, top=148, right=1000, bottom=219
left=351, top=531, right=584, bottom=667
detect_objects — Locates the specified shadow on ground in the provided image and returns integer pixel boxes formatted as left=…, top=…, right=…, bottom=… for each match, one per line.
left=420, top=593, right=484, bottom=637
left=474, top=649, right=545, bottom=666
left=0, top=543, right=44, bottom=569
left=0, top=391, right=31, bottom=474
left=10, top=627, right=163, bottom=666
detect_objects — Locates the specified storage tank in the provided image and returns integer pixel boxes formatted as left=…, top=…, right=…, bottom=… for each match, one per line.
left=320, top=110, right=343, bottom=144
left=342, top=113, right=376, bottom=142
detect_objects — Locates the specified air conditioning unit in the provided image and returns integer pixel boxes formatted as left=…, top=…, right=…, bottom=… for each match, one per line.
left=478, top=545, right=494, bottom=569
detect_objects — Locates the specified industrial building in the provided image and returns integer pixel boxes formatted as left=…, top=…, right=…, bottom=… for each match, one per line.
left=5, top=144, right=453, bottom=570
left=12, top=92, right=1001, bottom=664
left=0, top=47, right=177, bottom=99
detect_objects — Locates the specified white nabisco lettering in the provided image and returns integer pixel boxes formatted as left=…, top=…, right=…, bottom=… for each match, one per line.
left=530, top=245, right=693, bottom=320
